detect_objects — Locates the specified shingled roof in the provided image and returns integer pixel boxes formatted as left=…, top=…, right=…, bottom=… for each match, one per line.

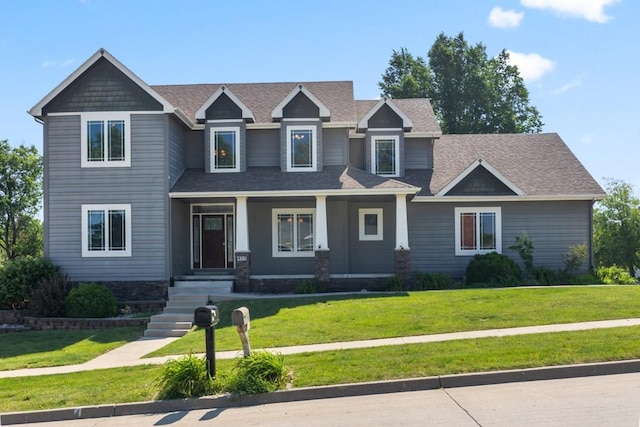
left=170, top=165, right=419, bottom=196
left=420, top=133, right=605, bottom=198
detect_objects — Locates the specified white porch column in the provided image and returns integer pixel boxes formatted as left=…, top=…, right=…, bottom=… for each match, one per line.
left=315, top=195, right=329, bottom=250
left=235, top=196, right=249, bottom=252
left=395, top=194, right=410, bottom=250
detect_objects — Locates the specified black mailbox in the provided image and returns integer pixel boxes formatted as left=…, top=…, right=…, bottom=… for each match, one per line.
left=194, top=305, right=219, bottom=328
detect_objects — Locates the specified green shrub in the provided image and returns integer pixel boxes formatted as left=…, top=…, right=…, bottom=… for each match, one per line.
left=562, top=243, right=588, bottom=274
left=0, top=257, right=58, bottom=309
left=294, top=280, right=324, bottom=294
left=509, top=232, right=534, bottom=277
left=532, top=266, right=560, bottom=285
left=595, top=265, right=638, bottom=285
left=29, top=272, right=72, bottom=317
left=465, top=252, right=521, bottom=286
left=226, top=351, right=289, bottom=395
left=65, top=283, right=118, bottom=318
left=414, top=272, right=455, bottom=290
left=385, top=275, right=405, bottom=291
left=155, top=353, right=219, bottom=399
left=569, top=273, right=603, bottom=285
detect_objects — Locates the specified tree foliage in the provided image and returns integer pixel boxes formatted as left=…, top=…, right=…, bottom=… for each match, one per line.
left=0, top=140, right=43, bottom=261
left=379, top=32, right=543, bottom=134
left=593, top=179, right=640, bottom=276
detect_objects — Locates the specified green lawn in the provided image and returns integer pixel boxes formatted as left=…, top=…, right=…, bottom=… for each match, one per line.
left=149, top=286, right=640, bottom=357
left=1, top=286, right=640, bottom=413
left=1, top=325, right=639, bottom=413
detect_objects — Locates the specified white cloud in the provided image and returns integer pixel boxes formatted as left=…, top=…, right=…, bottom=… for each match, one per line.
left=506, top=51, right=556, bottom=81
left=488, top=7, right=524, bottom=28
left=520, top=0, right=620, bottom=23
left=552, top=75, right=584, bottom=94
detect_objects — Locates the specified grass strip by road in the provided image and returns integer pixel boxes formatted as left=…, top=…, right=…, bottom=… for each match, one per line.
left=149, top=286, right=640, bottom=357
left=1, top=325, right=639, bottom=413
left=0, top=327, right=144, bottom=371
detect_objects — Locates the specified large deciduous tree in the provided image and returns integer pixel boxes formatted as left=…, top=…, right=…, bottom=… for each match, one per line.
left=379, top=32, right=543, bottom=134
left=0, top=140, right=43, bottom=261
left=593, top=179, right=640, bottom=277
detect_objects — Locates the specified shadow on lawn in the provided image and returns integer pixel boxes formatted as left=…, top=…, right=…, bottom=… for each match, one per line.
left=0, top=326, right=144, bottom=360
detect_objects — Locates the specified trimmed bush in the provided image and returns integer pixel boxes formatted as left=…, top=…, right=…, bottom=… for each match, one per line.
left=595, top=265, right=638, bottom=285
left=385, top=275, right=405, bottom=291
left=0, top=257, right=58, bottom=309
left=465, top=252, right=521, bottom=286
left=533, top=266, right=560, bottom=286
left=65, top=283, right=118, bottom=318
left=226, top=351, right=289, bottom=395
left=414, top=272, right=455, bottom=290
left=294, top=280, right=324, bottom=294
left=29, top=272, right=72, bottom=317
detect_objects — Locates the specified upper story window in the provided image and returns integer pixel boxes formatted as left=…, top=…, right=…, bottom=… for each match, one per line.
left=371, top=135, right=399, bottom=177
left=286, top=126, right=316, bottom=171
left=454, top=207, right=502, bottom=256
left=81, top=113, right=131, bottom=168
left=210, top=127, right=240, bottom=172
left=81, top=204, right=132, bottom=257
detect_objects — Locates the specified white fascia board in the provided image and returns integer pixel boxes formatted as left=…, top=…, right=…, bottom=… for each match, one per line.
left=271, top=84, right=330, bottom=120
left=194, top=85, right=255, bottom=122
left=29, top=48, right=175, bottom=117
left=436, top=158, right=525, bottom=197
left=170, top=187, right=420, bottom=199
left=405, top=132, right=442, bottom=138
left=412, top=194, right=606, bottom=203
left=357, top=97, right=414, bottom=131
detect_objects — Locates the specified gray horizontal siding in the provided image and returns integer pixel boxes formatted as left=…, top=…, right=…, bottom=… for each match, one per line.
left=322, top=128, right=348, bottom=166
left=408, top=200, right=593, bottom=279
left=246, top=129, right=279, bottom=167
left=45, top=114, right=169, bottom=282
left=168, top=117, right=186, bottom=187
left=185, top=131, right=204, bottom=169
left=248, top=199, right=316, bottom=275
left=404, top=138, right=433, bottom=170
left=171, top=199, right=191, bottom=276
left=347, top=201, right=395, bottom=274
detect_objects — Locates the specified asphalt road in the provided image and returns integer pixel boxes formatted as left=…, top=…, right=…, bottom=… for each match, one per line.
left=19, top=372, right=640, bottom=426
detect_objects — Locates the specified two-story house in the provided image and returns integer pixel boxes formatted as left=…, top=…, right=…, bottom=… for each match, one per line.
left=29, top=48, right=606, bottom=300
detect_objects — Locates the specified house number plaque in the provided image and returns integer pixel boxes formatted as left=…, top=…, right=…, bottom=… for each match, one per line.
left=236, top=255, right=248, bottom=262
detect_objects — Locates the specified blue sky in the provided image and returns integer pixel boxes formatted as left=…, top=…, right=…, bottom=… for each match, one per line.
left=1, top=0, right=637, bottom=194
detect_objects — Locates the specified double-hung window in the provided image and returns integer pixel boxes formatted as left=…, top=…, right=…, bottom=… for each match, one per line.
left=454, top=207, right=501, bottom=255
left=272, top=208, right=315, bottom=257
left=210, top=127, right=240, bottom=172
left=371, top=135, right=399, bottom=176
left=81, top=113, right=131, bottom=167
left=81, top=204, right=132, bottom=257
left=286, top=126, right=316, bottom=171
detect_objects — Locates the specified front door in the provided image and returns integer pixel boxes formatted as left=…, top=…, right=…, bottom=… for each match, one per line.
left=202, top=215, right=225, bottom=268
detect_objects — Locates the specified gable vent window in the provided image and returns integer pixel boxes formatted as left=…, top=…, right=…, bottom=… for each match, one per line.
left=81, top=113, right=131, bottom=167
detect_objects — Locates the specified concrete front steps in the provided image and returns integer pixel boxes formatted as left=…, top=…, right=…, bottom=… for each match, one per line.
left=143, top=277, right=234, bottom=338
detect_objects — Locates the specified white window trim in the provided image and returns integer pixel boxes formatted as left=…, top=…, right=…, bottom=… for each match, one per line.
left=209, top=126, right=241, bottom=173
left=371, top=135, right=400, bottom=177
left=80, top=112, right=131, bottom=168
left=286, top=125, right=317, bottom=172
left=81, top=204, right=132, bottom=257
left=454, top=207, right=502, bottom=256
left=359, top=208, right=383, bottom=241
left=272, top=208, right=316, bottom=257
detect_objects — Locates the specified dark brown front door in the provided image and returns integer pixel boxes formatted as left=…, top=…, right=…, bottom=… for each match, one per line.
left=202, top=215, right=225, bottom=268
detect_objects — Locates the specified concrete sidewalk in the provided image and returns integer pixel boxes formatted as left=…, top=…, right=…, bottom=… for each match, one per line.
left=2, top=318, right=640, bottom=379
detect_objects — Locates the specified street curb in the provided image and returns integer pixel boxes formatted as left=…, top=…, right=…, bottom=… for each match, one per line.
left=2, top=359, right=640, bottom=425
